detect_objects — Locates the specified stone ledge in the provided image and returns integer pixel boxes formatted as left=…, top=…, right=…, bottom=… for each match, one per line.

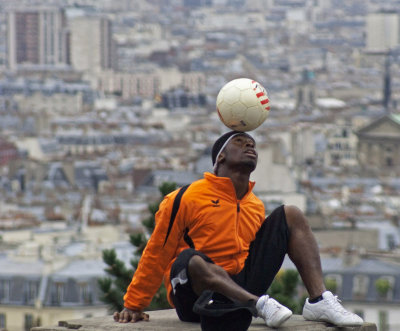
left=31, top=309, right=377, bottom=331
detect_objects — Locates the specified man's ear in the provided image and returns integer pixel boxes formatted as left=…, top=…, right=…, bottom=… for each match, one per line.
left=217, top=152, right=225, bottom=164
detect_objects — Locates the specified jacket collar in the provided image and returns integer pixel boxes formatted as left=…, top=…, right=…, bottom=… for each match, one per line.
left=203, top=172, right=256, bottom=201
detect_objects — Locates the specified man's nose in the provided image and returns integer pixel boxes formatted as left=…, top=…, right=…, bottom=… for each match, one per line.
left=245, top=138, right=254, bottom=147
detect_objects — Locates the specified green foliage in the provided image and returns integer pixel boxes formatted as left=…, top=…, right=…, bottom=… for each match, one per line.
left=267, top=269, right=305, bottom=314
left=98, top=182, right=177, bottom=312
left=324, top=277, right=338, bottom=293
left=141, top=202, right=158, bottom=233
left=102, top=249, right=134, bottom=286
left=159, top=182, right=178, bottom=197
left=98, top=277, right=125, bottom=312
left=375, top=278, right=391, bottom=297
left=98, top=249, right=134, bottom=312
left=148, top=283, right=169, bottom=311
left=129, top=233, right=147, bottom=255
left=281, top=269, right=299, bottom=296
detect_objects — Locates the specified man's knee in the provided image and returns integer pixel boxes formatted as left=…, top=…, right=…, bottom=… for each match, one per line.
left=188, top=255, right=227, bottom=291
left=188, top=255, right=215, bottom=293
left=284, top=205, right=310, bottom=230
left=188, top=255, right=206, bottom=272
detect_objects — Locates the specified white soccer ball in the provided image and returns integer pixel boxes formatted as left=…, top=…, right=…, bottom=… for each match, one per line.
left=216, top=78, right=270, bottom=132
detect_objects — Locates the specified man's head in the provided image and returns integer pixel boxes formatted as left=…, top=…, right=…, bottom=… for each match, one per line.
left=211, top=131, right=257, bottom=174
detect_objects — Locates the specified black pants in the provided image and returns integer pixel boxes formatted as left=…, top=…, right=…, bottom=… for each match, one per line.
left=169, top=205, right=290, bottom=330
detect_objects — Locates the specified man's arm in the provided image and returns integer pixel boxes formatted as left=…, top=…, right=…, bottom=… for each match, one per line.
left=114, top=191, right=186, bottom=322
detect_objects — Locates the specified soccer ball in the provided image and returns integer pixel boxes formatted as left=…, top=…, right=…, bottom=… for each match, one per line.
left=216, top=78, right=270, bottom=132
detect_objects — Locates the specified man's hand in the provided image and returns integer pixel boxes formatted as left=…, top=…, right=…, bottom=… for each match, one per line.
left=113, top=308, right=150, bottom=323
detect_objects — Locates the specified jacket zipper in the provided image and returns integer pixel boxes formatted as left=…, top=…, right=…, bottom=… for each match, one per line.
left=235, top=202, right=242, bottom=272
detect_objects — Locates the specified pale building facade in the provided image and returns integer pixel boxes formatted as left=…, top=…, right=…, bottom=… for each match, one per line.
left=14, top=91, right=85, bottom=116
left=0, top=225, right=124, bottom=331
left=282, top=256, right=400, bottom=331
left=7, top=8, right=69, bottom=70
left=356, top=114, right=400, bottom=175
left=96, top=70, right=160, bottom=99
left=94, top=69, right=206, bottom=100
left=251, top=139, right=307, bottom=210
left=69, top=16, right=114, bottom=73
left=366, top=11, right=400, bottom=52
left=324, top=123, right=358, bottom=167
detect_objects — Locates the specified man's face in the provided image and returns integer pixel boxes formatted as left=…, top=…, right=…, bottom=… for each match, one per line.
left=220, top=134, right=258, bottom=172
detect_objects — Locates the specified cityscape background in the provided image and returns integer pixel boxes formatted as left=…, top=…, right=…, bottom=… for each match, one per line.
left=0, top=0, right=400, bottom=330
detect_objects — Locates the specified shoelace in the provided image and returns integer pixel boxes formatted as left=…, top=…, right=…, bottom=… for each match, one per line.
left=327, top=295, right=352, bottom=315
left=262, top=296, right=282, bottom=319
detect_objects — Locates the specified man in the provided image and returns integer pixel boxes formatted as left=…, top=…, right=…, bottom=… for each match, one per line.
left=114, top=131, right=364, bottom=329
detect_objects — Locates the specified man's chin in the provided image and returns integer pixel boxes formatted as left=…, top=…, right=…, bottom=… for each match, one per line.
left=240, top=161, right=257, bottom=173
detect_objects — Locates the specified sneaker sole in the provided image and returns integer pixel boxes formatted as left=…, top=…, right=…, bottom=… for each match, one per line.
left=268, top=311, right=292, bottom=328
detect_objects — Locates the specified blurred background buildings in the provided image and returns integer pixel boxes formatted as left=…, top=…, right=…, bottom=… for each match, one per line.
left=0, top=0, right=400, bottom=330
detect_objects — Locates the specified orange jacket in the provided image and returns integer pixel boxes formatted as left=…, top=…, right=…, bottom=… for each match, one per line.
left=123, top=172, right=266, bottom=311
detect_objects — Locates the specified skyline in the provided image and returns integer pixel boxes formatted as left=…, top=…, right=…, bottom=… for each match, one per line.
left=0, top=0, right=400, bottom=330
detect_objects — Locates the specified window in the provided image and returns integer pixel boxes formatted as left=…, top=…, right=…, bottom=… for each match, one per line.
left=0, top=280, right=10, bottom=301
left=375, top=276, right=395, bottom=300
left=0, top=313, right=6, bottom=328
left=26, top=281, right=38, bottom=303
left=386, top=234, right=396, bottom=250
left=378, top=311, right=389, bottom=331
left=324, top=274, right=342, bottom=294
left=353, top=275, right=369, bottom=299
left=53, top=282, right=65, bottom=304
left=79, top=283, right=91, bottom=304
left=24, top=314, right=33, bottom=331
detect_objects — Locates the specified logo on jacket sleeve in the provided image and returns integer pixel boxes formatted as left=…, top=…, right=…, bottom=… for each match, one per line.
left=211, top=199, right=220, bottom=207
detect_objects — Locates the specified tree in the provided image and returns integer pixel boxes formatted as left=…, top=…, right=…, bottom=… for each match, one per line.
left=375, top=278, right=392, bottom=298
left=267, top=269, right=306, bottom=314
left=324, top=276, right=338, bottom=294
left=98, top=182, right=178, bottom=312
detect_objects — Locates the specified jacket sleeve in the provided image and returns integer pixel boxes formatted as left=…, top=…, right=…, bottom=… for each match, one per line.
left=123, top=192, right=185, bottom=311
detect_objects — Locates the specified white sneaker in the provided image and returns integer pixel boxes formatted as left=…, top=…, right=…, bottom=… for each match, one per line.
left=303, top=291, right=364, bottom=326
left=256, top=295, right=292, bottom=328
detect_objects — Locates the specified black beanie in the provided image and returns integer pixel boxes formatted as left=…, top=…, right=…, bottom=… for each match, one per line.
left=211, top=131, right=254, bottom=165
